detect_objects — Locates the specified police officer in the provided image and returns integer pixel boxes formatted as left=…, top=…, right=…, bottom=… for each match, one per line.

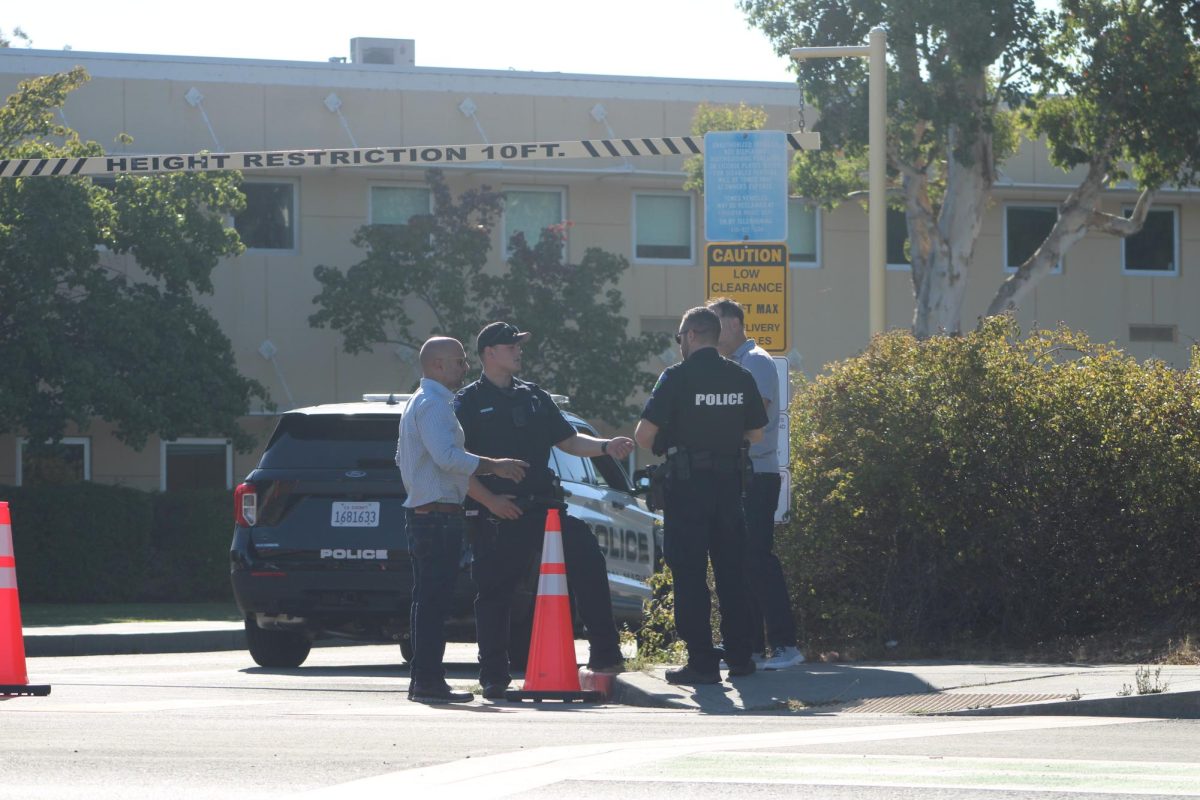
left=634, top=306, right=767, bottom=685
left=457, top=321, right=631, bottom=699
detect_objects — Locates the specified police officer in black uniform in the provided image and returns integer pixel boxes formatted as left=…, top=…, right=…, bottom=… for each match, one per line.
left=634, top=306, right=767, bottom=684
left=456, top=322, right=631, bottom=699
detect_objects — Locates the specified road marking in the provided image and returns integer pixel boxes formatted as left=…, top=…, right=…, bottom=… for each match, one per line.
left=1, top=699, right=279, bottom=713
left=303, top=715, right=1152, bottom=798
left=604, top=751, right=1200, bottom=795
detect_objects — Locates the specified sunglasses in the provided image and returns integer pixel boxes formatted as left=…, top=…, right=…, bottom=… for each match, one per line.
left=674, top=330, right=687, bottom=344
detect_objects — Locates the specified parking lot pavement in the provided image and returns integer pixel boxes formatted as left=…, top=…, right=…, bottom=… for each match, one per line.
left=21, top=621, right=1200, bottom=717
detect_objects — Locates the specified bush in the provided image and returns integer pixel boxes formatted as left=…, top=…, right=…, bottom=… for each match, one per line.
left=781, top=317, right=1200, bottom=654
left=2, top=483, right=154, bottom=602
left=147, top=489, right=235, bottom=602
left=1, top=484, right=233, bottom=603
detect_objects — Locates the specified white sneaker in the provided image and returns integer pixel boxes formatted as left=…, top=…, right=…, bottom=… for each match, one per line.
left=763, top=646, right=806, bottom=670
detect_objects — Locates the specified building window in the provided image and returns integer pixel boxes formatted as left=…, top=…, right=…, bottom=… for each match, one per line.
left=503, top=188, right=565, bottom=251
left=788, top=200, right=820, bottom=268
left=234, top=182, right=296, bottom=250
left=886, top=207, right=910, bottom=270
left=1129, top=324, right=1177, bottom=343
left=161, top=438, right=232, bottom=491
left=1005, top=205, right=1062, bottom=274
left=16, top=438, right=90, bottom=487
left=1123, top=207, right=1178, bottom=275
left=370, top=185, right=432, bottom=226
left=633, top=192, right=694, bottom=263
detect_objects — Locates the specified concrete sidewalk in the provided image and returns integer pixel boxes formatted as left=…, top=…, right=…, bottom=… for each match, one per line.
left=22, top=621, right=1200, bottom=717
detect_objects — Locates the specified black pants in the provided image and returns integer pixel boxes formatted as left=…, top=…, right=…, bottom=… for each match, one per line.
left=663, top=471, right=754, bottom=672
left=469, top=509, right=621, bottom=687
left=743, top=472, right=796, bottom=652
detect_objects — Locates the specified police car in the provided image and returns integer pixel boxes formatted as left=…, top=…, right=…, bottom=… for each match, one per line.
left=229, top=393, right=660, bottom=668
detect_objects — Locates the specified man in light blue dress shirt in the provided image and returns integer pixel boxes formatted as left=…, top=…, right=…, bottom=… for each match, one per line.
left=397, top=336, right=528, bottom=703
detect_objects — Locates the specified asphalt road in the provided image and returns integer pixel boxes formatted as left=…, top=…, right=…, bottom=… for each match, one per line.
left=4, top=646, right=1200, bottom=799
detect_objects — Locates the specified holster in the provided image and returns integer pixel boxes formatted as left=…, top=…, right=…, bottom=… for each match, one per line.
left=646, top=463, right=669, bottom=513
left=739, top=441, right=754, bottom=495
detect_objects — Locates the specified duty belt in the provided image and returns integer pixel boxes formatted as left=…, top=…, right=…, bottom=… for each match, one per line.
left=673, top=450, right=740, bottom=473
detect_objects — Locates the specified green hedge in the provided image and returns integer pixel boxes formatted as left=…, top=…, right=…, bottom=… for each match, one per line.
left=781, top=317, right=1200, bottom=654
left=1, top=484, right=233, bottom=603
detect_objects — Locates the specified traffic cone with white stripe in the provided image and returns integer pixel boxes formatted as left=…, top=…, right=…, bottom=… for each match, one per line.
left=1, top=502, right=51, bottom=696
left=504, top=509, right=600, bottom=703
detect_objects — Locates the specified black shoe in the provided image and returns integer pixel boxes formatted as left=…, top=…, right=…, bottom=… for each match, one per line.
left=409, top=683, right=473, bottom=704
left=726, top=659, right=757, bottom=678
left=481, top=682, right=510, bottom=700
left=664, top=665, right=721, bottom=685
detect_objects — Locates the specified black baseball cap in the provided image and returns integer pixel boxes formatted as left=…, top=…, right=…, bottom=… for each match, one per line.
left=476, top=321, right=532, bottom=353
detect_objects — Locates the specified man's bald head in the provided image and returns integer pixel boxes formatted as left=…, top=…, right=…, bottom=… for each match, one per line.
left=418, top=336, right=471, bottom=390
left=419, top=337, right=462, bottom=372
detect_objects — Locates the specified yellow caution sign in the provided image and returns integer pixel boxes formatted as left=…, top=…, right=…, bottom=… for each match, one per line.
left=706, top=242, right=788, bottom=353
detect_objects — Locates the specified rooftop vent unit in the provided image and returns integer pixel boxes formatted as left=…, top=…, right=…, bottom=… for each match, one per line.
left=350, top=38, right=415, bottom=67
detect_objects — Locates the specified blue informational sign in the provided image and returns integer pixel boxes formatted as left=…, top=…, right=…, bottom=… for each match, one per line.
left=704, top=130, right=789, bottom=243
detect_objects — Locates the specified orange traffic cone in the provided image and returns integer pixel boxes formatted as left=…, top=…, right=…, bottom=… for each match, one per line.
left=504, top=509, right=600, bottom=703
left=1, top=502, right=51, bottom=697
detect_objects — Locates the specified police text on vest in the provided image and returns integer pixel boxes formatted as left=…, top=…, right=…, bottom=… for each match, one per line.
left=695, top=393, right=744, bottom=406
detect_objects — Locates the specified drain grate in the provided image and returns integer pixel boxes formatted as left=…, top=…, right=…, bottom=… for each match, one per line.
left=811, top=692, right=1069, bottom=714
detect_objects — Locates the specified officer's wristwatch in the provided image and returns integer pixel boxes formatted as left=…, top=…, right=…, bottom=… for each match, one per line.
left=601, top=439, right=610, bottom=455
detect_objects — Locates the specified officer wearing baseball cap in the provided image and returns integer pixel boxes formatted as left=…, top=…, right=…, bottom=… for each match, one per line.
left=455, top=321, right=632, bottom=699
left=634, top=306, right=767, bottom=685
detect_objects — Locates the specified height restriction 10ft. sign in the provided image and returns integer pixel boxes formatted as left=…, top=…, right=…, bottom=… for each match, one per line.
left=705, top=242, right=789, bottom=354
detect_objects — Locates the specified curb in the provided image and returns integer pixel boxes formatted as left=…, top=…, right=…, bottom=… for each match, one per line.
left=25, top=627, right=247, bottom=658
left=937, top=689, right=1200, bottom=719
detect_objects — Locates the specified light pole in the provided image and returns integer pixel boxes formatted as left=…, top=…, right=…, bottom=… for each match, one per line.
left=791, top=27, right=887, bottom=338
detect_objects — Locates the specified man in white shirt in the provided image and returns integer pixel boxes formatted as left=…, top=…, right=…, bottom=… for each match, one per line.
left=709, top=298, right=805, bottom=671
left=396, top=336, right=528, bottom=703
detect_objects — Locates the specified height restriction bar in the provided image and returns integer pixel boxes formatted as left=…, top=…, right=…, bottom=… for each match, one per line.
left=1, top=132, right=821, bottom=179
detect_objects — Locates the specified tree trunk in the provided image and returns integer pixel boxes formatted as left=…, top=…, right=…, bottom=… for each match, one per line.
left=912, top=118, right=994, bottom=338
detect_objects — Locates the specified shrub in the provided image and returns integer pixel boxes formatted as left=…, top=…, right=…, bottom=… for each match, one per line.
left=1, top=484, right=233, bottom=603
left=781, top=317, right=1200, bottom=654
left=147, top=489, right=235, bottom=602
left=2, top=483, right=154, bottom=602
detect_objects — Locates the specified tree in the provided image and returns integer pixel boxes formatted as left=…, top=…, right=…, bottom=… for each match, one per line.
left=740, top=0, right=1200, bottom=337
left=309, top=170, right=668, bottom=424
left=0, top=69, right=269, bottom=452
left=0, top=27, right=30, bottom=48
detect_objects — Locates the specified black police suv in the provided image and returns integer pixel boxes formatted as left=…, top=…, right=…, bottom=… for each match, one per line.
left=230, top=394, right=660, bottom=668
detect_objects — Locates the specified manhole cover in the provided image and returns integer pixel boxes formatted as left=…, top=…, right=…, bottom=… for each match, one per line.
left=815, top=692, right=1069, bottom=714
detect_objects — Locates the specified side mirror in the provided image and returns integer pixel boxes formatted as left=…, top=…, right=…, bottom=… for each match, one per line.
left=631, top=467, right=653, bottom=495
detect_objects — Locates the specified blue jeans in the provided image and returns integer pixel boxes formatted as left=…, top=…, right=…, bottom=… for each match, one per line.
left=743, top=472, right=796, bottom=652
left=405, top=508, right=465, bottom=688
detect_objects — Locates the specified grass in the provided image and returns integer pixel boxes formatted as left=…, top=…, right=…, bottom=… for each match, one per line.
left=20, top=603, right=242, bottom=627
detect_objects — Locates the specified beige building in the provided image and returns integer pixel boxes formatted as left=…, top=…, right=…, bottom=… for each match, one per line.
left=0, top=39, right=1196, bottom=490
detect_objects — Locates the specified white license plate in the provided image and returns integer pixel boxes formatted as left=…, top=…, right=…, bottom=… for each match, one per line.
left=331, top=501, right=380, bottom=527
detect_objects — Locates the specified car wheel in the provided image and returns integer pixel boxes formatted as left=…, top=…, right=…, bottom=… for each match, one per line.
left=399, top=635, right=413, bottom=664
left=244, top=617, right=312, bottom=668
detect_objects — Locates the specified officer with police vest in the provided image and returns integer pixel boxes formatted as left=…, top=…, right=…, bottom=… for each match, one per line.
left=457, top=322, right=630, bottom=699
left=634, top=306, right=767, bottom=684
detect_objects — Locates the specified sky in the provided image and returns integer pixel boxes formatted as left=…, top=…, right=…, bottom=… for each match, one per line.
left=7, top=0, right=798, bottom=83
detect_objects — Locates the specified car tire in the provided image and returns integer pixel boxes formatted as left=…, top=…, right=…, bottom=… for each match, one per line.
left=244, top=617, right=312, bottom=668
